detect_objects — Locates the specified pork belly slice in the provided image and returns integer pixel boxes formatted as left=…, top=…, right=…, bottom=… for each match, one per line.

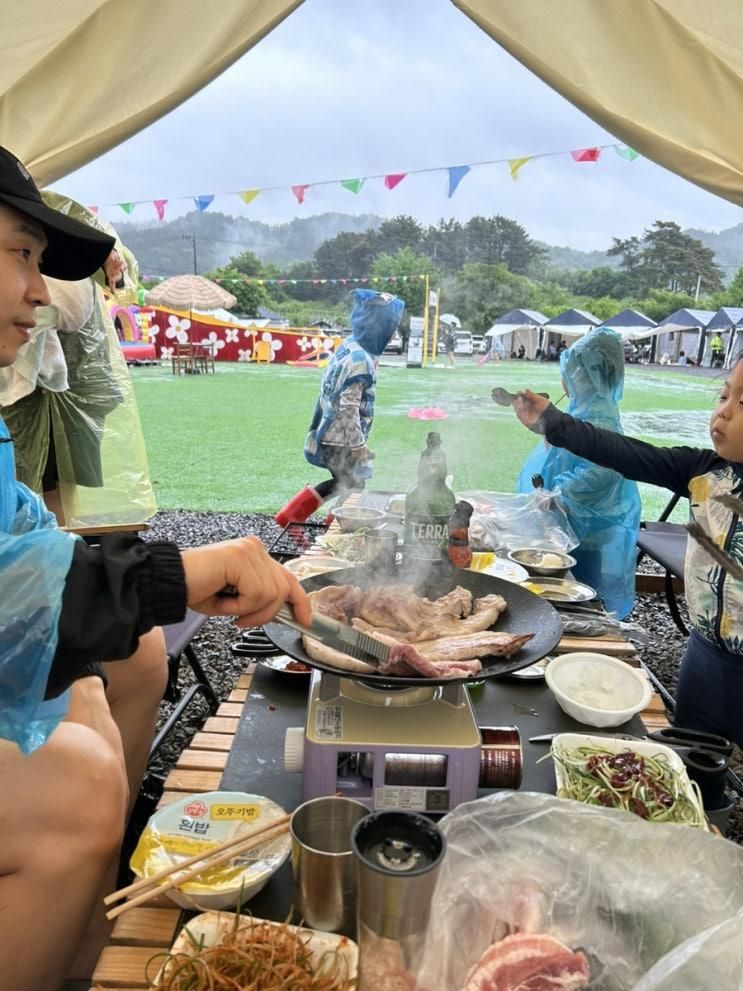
left=355, top=584, right=474, bottom=635
left=461, top=932, right=590, bottom=991
left=302, top=634, right=377, bottom=674
left=350, top=590, right=502, bottom=643
left=308, top=585, right=362, bottom=623
left=375, top=630, right=533, bottom=678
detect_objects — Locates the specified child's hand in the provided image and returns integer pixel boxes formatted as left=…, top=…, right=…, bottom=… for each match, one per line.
left=513, top=389, right=550, bottom=429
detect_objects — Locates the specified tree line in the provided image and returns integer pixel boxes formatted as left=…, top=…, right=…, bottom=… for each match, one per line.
left=171, top=214, right=741, bottom=331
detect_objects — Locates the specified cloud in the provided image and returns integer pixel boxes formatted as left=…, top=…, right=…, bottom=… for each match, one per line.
left=55, top=0, right=743, bottom=248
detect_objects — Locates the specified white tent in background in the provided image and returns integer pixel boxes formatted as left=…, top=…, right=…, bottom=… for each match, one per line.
left=544, top=308, right=600, bottom=344
left=598, top=308, right=657, bottom=341
left=485, top=309, right=547, bottom=359
left=655, top=308, right=716, bottom=365
left=706, top=307, right=743, bottom=367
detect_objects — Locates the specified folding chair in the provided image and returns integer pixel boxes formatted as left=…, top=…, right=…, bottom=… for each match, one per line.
left=636, top=493, right=689, bottom=634
left=149, top=609, right=219, bottom=757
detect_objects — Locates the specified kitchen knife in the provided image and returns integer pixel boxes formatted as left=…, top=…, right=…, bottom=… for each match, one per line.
left=529, top=731, right=641, bottom=744
left=273, top=605, right=390, bottom=668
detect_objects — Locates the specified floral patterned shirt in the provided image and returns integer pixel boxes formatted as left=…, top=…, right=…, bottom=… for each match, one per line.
left=540, top=406, right=742, bottom=654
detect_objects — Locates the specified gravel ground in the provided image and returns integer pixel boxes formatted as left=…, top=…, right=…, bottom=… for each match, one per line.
left=136, top=511, right=742, bottom=845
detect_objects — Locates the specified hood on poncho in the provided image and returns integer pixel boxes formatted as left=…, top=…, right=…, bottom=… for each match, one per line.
left=348, top=289, right=405, bottom=356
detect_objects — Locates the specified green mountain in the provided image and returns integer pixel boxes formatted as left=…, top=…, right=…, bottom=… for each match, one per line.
left=116, top=211, right=743, bottom=282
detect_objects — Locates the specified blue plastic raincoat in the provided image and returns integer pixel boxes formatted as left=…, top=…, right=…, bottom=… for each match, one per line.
left=305, top=290, right=404, bottom=475
left=517, top=328, right=641, bottom=617
left=0, top=416, right=76, bottom=751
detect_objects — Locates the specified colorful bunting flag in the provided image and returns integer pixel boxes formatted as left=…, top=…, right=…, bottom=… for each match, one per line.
left=87, top=205, right=99, bottom=214
left=119, top=202, right=135, bottom=214
left=384, top=173, right=407, bottom=191
left=508, top=157, right=531, bottom=181
left=571, top=147, right=601, bottom=163
left=614, top=146, right=640, bottom=161
left=447, top=165, right=471, bottom=198
left=292, top=184, right=310, bottom=204
left=240, top=189, right=261, bottom=205
left=341, top=178, right=364, bottom=194
left=193, top=195, right=214, bottom=212
left=153, top=199, right=168, bottom=222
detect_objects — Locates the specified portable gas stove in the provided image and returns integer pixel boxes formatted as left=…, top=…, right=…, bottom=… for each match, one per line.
left=284, top=670, right=521, bottom=812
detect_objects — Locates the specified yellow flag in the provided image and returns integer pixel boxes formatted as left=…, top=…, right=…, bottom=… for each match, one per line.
left=508, top=157, right=531, bottom=181
left=239, top=189, right=261, bottom=205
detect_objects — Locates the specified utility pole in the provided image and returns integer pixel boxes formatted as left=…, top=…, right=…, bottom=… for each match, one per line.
left=694, top=272, right=702, bottom=302
left=182, top=235, right=198, bottom=274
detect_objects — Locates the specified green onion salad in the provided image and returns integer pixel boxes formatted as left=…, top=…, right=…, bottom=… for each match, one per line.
left=550, top=743, right=706, bottom=828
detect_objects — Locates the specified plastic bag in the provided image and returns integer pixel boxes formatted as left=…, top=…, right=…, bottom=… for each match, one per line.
left=460, top=490, right=578, bottom=555
left=0, top=423, right=75, bottom=752
left=413, top=793, right=743, bottom=991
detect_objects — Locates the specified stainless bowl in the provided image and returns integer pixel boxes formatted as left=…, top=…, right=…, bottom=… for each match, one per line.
left=507, top=547, right=577, bottom=578
left=332, top=507, right=385, bottom=532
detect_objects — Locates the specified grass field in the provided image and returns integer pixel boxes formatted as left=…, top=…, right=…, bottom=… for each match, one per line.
left=130, top=359, right=720, bottom=520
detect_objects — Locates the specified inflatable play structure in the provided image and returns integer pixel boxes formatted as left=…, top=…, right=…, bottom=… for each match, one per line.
left=109, top=302, right=158, bottom=364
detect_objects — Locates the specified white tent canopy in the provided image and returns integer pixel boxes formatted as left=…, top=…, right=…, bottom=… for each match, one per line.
left=0, top=1, right=741, bottom=205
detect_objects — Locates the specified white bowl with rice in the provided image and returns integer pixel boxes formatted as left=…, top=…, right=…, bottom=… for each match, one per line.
left=545, top=652, right=652, bottom=728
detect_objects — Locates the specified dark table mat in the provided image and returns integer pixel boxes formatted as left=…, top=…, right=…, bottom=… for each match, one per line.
left=221, top=663, right=645, bottom=922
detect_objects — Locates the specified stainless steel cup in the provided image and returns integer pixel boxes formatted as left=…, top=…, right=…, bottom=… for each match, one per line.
left=364, top=528, right=399, bottom=571
left=290, top=796, right=369, bottom=936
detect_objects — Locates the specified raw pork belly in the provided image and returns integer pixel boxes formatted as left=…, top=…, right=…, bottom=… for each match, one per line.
left=461, top=932, right=590, bottom=991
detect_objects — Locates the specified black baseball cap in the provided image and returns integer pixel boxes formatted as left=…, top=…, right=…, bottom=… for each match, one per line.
left=0, top=145, right=114, bottom=280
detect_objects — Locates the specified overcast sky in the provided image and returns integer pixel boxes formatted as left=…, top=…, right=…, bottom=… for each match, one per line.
left=56, top=0, right=742, bottom=251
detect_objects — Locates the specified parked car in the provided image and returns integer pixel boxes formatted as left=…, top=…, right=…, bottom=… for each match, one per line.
left=384, top=330, right=403, bottom=354
left=454, top=331, right=474, bottom=355
left=472, top=334, right=485, bottom=355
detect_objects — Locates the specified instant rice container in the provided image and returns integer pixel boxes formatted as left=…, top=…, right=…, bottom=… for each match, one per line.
left=130, top=791, right=290, bottom=910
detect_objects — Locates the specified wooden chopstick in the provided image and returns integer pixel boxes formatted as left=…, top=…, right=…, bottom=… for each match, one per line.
left=104, top=813, right=290, bottom=909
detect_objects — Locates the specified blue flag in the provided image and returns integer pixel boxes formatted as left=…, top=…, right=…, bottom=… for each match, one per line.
left=447, top=165, right=471, bottom=198
left=193, top=195, right=215, bottom=212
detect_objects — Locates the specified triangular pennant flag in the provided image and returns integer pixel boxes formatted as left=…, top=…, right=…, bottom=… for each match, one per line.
left=119, top=202, right=135, bottom=214
left=341, top=178, right=365, bottom=194
left=614, top=145, right=640, bottom=161
left=508, top=157, right=531, bottom=181
left=194, top=195, right=214, bottom=212
left=570, top=147, right=601, bottom=163
left=292, top=184, right=310, bottom=204
left=384, top=173, right=407, bottom=191
left=153, top=199, right=168, bottom=222
left=447, top=165, right=470, bottom=198
left=239, top=189, right=261, bottom=205
left=87, top=205, right=98, bottom=214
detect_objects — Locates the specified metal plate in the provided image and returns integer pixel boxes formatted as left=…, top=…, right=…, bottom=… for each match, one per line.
left=263, top=563, right=562, bottom=688
left=520, top=577, right=596, bottom=603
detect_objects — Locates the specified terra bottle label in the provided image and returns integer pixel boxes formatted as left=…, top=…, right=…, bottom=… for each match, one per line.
left=404, top=514, right=451, bottom=561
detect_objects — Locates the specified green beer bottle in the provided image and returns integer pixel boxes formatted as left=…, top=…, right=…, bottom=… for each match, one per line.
left=403, top=432, right=456, bottom=564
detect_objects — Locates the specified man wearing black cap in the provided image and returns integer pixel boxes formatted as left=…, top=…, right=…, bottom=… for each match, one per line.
left=0, top=146, right=311, bottom=990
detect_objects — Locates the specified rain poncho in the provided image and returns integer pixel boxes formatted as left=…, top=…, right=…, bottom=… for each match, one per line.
left=0, top=417, right=77, bottom=752
left=0, top=194, right=157, bottom=527
left=518, top=328, right=641, bottom=617
left=305, top=290, right=404, bottom=475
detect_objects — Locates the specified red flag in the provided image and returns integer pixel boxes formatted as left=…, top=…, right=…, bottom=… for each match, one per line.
left=153, top=199, right=168, bottom=221
left=571, top=147, right=601, bottom=162
left=292, top=184, right=310, bottom=204
left=87, top=205, right=98, bottom=214
left=384, top=173, right=407, bottom=190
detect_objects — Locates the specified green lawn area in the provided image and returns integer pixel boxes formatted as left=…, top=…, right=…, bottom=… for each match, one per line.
left=131, top=359, right=720, bottom=520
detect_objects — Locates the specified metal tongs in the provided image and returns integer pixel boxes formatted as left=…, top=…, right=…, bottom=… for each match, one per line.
left=274, top=605, right=390, bottom=668
left=685, top=493, right=743, bottom=581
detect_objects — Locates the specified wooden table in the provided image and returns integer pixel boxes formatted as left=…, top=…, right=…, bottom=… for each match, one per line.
left=90, top=631, right=668, bottom=988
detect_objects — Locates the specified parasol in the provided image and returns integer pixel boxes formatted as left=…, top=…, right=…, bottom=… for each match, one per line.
left=145, top=274, right=237, bottom=311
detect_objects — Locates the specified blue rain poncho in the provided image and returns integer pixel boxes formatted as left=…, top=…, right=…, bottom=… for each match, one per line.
left=517, top=328, right=641, bottom=617
left=0, top=416, right=76, bottom=752
left=305, top=290, right=404, bottom=475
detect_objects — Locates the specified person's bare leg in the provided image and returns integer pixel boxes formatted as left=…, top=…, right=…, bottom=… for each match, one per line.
left=68, top=631, right=167, bottom=981
left=0, top=680, right=127, bottom=991
left=102, top=626, right=168, bottom=811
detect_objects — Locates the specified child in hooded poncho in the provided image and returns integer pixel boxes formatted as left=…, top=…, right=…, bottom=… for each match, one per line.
left=275, top=289, right=405, bottom=525
left=517, top=328, right=641, bottom=618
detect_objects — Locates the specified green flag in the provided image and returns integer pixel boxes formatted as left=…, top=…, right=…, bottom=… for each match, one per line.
left=341, top=178, right=364, bottom=194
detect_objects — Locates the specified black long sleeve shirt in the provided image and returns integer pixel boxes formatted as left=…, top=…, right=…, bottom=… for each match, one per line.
left=45, top=535, right=186, bottom=697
